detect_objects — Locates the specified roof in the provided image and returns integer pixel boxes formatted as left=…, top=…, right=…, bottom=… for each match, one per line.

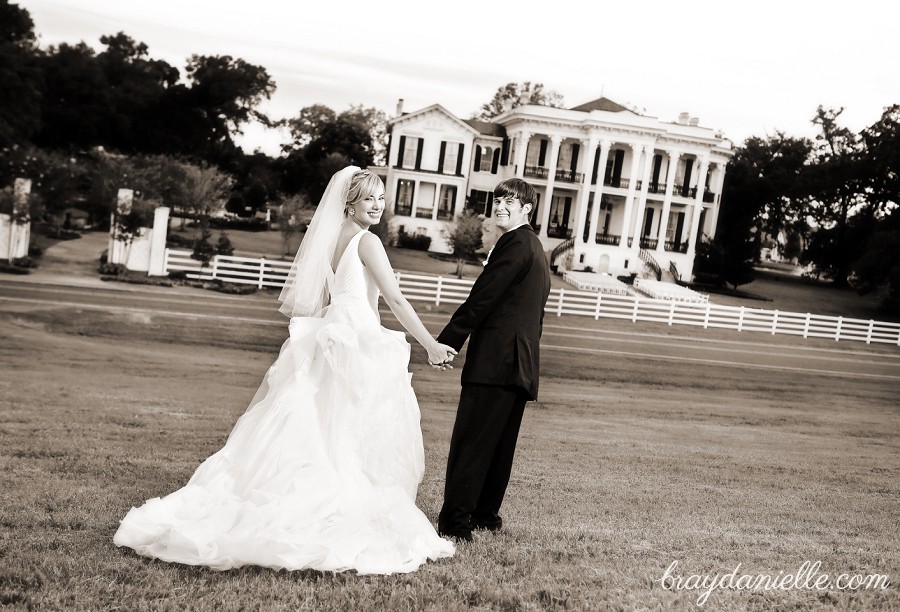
left=463, top=119, right=507, bottom=138
left=569, top=97, right=633, bottom=114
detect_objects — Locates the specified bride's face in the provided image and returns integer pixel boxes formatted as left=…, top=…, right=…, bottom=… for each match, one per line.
left=352, top=187, right=386, bottom=227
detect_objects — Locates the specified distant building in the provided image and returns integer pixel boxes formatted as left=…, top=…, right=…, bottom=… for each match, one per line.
left=379, top=97, right=734, bottom=281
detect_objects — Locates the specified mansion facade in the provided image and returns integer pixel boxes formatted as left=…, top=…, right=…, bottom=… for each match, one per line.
left=377, top=97, right=734, bottom=281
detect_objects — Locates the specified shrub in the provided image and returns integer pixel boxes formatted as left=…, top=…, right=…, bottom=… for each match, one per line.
left=98, top=262, right=127, bottom=276
left=397, top=230, right=431, bottom=251
left=215, top=231, right=234, bottom=256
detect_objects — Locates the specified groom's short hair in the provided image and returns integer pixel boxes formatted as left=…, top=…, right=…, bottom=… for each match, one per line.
left=494, top=178, right=537, bottom=219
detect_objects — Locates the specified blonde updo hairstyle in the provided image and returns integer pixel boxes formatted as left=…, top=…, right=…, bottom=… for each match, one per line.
left=344, top=169, right=384, bottom=217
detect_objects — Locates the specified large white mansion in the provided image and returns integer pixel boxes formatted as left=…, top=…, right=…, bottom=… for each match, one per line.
left=376, top=97, right=734, bottom=281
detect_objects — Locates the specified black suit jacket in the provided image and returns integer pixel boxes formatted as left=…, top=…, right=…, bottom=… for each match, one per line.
left=437, top=225, right=551, bottom=400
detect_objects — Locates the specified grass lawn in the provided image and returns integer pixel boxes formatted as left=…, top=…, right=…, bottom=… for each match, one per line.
left=1, top=301, right=897, bottom=610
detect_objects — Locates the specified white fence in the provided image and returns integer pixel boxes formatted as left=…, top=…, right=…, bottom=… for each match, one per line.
left=164, top=249, right=900, bottom=346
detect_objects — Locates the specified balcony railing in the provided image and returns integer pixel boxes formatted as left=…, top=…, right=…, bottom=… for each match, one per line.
left=647, top=182, right=666, bottom=194
left=395, top=205, right=412, bottom=216
left=594, top=233, right=621, bottom=246
left=665, top=240, right=689, bottom=253
left=640, top=237, right=658, bottom=249
left=524, top=166, right=549, bottom=179
left=415, top=208, right=433, bottom=219
left=674, top=185, right=698, bottom=198
left=437, top=209, right=454, bottom=221
left=555, top=169, right=583, bottom=184
left=523, top=166, right=584, bottom=183
left=602, top=177, right=641, bottom=190
left=547, top=226, right=573, bottom=239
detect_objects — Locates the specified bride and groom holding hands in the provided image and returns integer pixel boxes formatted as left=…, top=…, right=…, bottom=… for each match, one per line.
left=114, top=166, right=551, bottom=574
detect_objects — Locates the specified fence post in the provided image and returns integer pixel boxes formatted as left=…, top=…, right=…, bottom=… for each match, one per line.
left=632, top=297, right=639, bottom=323
left=668, top=301, right=675, bottom=326
left=557, top=289, right=564, bottom=317
left=703, top=303, right=710, bottom=329
left=771, top=310, right=778, bottom=335
left=738, top=306, right=745, bottom=332
left=212, top=256, right=219, bottom=280
left=258, top=257, right=266, bottom=289
left=835, top=316, right=842, bottom=341
left=435, top=276, right=443, bottom=306
left=163, top=248, right=170, bottom=274
left=803, top=313, right=810, bottom=338
left=866, top=319, right=874, bottom=345
left=594, top=292, right=602, bottom=320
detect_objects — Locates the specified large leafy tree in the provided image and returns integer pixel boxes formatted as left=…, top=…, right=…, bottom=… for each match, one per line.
left=697, top=132, right=813, bottom=289
left=279, top=104, right=376, bottom=199
left=476, top=81, right=564, bottom=120
left=849, top=106, right=900, bottom=314
left=801, top=106, right=869, bottom=285
left=0, top=0, right=42, bottom=147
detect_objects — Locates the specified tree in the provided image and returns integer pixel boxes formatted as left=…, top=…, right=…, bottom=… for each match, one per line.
left=444, top=209, right=484, bottom=278
left=476, top=81, right=564, bottom=121
left=284, top=104, right=337, bottom=151
left=861, top=104, right=900, bottom=214
left=0, top=0, right=42, bottom=147
left=849, top=209, right=900, bottom=316
left=341, top=105, right=388, bottom=165
left=802, top=106, right=868, bottom=284
left=186, top=54, right=275, bottom=138
left=34, top=42, right=113, bottom=149
left=276, top=192, right=313, bottom=257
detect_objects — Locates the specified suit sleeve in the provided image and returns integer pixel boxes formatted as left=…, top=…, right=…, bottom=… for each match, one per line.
left=437, top=233, right=527, bottom=350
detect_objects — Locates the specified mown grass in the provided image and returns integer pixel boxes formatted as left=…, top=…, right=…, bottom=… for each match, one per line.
left=1, top=303, right=898, bottom=610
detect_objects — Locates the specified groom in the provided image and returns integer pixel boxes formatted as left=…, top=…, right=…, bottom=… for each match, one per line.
left=435, top=177, right=551, bottom=542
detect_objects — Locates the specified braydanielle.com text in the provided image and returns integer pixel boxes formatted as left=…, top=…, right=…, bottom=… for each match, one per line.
left=660, top=560, right=890, bottom=606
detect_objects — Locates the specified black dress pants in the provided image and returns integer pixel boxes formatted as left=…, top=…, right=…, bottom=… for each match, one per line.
left=438, top=383, right=527, bottom=534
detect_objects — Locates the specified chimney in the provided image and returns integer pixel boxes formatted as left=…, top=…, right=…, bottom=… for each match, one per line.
left=689, top=117, right=700, bottom=126
left=678, top=112, right=690, bottom=125
left=396, top=98, right=404, bottom=116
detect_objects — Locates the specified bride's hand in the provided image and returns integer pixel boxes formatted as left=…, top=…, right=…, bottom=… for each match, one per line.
left=428, top=342, right=457, bottom=370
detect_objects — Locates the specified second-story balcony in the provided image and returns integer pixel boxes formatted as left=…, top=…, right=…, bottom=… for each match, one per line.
left=602, top=177, right=642, bottom=191
left=675, top=185, right=698, bottom=198
left=594, top=233, right=621, bottom=246
left=524, top=166, right=583, bottom=183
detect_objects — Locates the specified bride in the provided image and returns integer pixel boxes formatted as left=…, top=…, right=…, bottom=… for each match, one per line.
left=114, top=166, right=457, bottom=574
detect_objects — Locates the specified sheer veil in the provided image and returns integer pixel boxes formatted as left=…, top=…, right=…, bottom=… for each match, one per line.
left=278, top=165, right=360, bottom=318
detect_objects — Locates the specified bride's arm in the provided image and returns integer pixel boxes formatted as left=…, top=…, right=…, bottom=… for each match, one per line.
left=358, top=233, right=456, bottom=366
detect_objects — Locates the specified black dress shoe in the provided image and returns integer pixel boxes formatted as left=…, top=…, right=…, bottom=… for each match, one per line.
left=438, top=529, right=473, bottom=542
left=472, top=517, right=502, bottom=531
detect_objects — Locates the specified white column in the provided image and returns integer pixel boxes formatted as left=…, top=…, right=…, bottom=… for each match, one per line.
left=618, top=143, right=644, bottom=248
left=709, top=163, right=725, bottom=238
left=538, top=135, right=562, bottom=238
left=686, top=157, right=710, bottom=257
left=631, top=144, right=656, bottom=250
left=656, top=150, right=680, bottom=254
left=587, top=139, right=612, bottom=242
left=148, top=207, right=171, bottom=276
left=513, top=131, right=531, bottom=178
left=574, top=138, right=598, bottom=244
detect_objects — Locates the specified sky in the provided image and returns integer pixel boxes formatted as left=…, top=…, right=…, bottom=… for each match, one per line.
left=20, top=0, right=900, bottom=157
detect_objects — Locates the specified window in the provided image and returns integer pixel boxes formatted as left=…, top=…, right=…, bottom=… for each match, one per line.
left=479, top=146, right=493, bottom=172
left=467, top=190, right=493, bottom=216
left=395, top=179, right=414, bottom=216
left=401, top=137, right=419, bottom=168
left=442, top=143, right=458, bottom=175
left=437, top=185, right=456, bottom=220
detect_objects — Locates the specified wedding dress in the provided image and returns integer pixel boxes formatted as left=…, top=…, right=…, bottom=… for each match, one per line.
left=113, top=229, right=455, bottom=574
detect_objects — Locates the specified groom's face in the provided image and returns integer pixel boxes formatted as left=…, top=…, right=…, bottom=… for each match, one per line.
left=492, top=196, right=532, bottom=233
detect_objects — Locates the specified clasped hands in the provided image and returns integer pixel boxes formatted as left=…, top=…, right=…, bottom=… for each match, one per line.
left=428, top=342, right=457, bottom=370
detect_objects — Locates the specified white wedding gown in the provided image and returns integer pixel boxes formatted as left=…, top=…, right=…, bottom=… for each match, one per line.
left=114, top=230, right=455, bottom=574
